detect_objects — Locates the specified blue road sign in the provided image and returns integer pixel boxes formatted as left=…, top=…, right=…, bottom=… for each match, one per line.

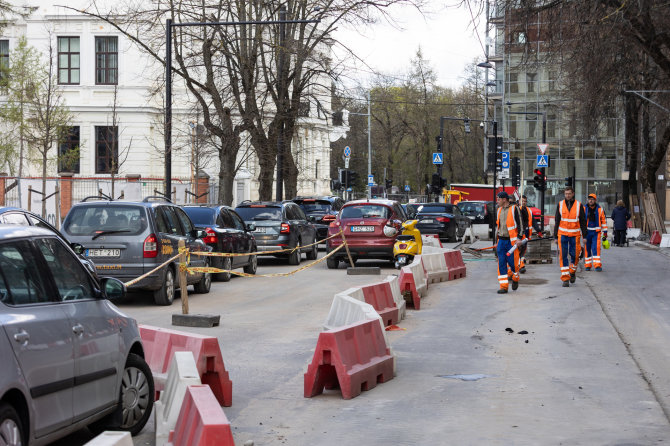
left=536, top=155, right=548, bottom=167
left=344, top=146, right=351, bottom=157
left=404, top=185, right=410, bottom=192
left=432, top=153, right=443, bottom=164
left=346, top=187, right=352, bottom=192
left=368, top=175, right=374, bottom=186
left=501, top=151, right=510, bottom=169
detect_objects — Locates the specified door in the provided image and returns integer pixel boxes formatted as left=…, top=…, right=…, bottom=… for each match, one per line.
left=34, top=237, right=121, bottom=421
left=0, top=239, right=75, bottom=438
left=229, top=210, right=251, bottom=264
left=218, top=209, right=243, bottom=267
left=173, top=207, right=207, bottom=280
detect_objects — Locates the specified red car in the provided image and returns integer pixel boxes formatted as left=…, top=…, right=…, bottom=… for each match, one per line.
left=326, top=199, right=407, bottom=268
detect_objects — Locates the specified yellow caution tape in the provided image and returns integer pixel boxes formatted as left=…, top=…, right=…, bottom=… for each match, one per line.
left=191, top=231, right=343, bottom=257
left=124, top=252, right=181, bottom=287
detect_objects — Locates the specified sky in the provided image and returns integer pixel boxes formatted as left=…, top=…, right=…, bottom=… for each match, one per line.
left=332, top=2, right=486, bottom=91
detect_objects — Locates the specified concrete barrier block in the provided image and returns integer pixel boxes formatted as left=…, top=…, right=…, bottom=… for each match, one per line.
left=83, top=431, right=133, bottom=446
left=155, top=352, right=202, bottom=446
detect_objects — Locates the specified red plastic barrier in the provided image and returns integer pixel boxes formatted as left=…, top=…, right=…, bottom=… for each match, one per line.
left=167, top=385, right=235, bottom=446
left=399, top=266, right=420, bottom=310
left=304, top=319, right=394, bottom=400
left=443, top=249, right=466, bottom=280
left=650, top=230, right=662, bottom=245
left=140, top=325, right=232, bottom=407
left=360, top=282, right=399, bottom=326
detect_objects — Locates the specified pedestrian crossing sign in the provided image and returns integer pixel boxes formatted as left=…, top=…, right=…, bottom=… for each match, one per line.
left=432, top=153, right=443, bottom=164
left=536, top=155, right=548, bottom=167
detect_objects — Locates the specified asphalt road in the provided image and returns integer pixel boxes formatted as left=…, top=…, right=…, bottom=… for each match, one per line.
left=55, top=243, right=670, bottom=445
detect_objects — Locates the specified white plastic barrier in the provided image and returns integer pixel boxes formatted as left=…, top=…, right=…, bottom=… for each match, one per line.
left=421, top=251, right=449, bottom=284
left=383, top=275, right=406, bottom=320
left=83, top=431, right=133, bottom=446
left=661, top=234, right=670, bottom=248
left=323, top=291, right=389, bottom=345
left=421, top=235, right=442, bottom=248
left=407, top=255, right=428, bottom=297
left=154, top=351, right=202, bottom=446
left=472, top=223, right=491, bottom=240
left=627, top=228, right=641, bottom=240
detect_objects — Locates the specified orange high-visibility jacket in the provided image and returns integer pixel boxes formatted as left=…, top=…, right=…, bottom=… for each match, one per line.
left=585, top=204, right=607, bottom=233
left=497, top=205, right=521, bottom=242
left=521, top=206, right=533, bottom=238
left=558, top=199, right=583, bottom=237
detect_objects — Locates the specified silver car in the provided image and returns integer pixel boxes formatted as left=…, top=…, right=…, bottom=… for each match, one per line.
left=0, top=225, right=154, bottom=446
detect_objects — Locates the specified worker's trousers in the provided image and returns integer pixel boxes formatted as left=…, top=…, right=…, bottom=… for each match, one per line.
left=558, top=234, right=578, bottom=282
left=585, top=230, right=602, bottom=269
left=519, top=230, right=530, bottom=268
left=497, top=239, right=519, bottom=290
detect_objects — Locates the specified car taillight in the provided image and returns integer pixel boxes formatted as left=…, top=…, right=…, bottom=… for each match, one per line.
left=281, top=223, right=290, bottom=233
left=322, top=214, right=336, bottom=222
left=203, top=227, right=218, bottom=244
left=143, top=233, right=158, bottom=258
left=436, top=217, right=450, bottom=223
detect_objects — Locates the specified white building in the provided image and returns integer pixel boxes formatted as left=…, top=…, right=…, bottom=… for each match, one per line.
left=0, top=1, right=335, bottom=208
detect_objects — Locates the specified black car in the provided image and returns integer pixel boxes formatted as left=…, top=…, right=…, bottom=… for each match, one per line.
left=457, top=200, right=496, bottom=238
left=0, top=206, right=97, bottom=276
left=235, top=201, right=317, bottom=265
left=61, top=197, right=211, bottom=306
left=402, top=203, right=420, bottom=219
left=414, top=203, right=471, bottom=242
left=182, top=205, right=258, bottom=281
left=292, top=196, right=345, bottom=243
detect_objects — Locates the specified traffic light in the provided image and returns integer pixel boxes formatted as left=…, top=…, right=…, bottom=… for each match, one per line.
left=533, top=168, right=546, bottom=191
left=349, top=171, right=359, bottom=187
left=511, top=157, right=521, bottom=188
left=496, top=152, right=503, bottom=172
left=564, top=176, right=574, bottom=188
left=385, top=179, right=393, bottom=189
left=330, top=179, right=342, bottom=191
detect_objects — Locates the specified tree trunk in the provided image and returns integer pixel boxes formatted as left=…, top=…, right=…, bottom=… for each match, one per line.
left=217, top=135, right=238, bottom=206
left=283, top=118, right=298, bottom=199
left=256, top=128, right=277, bottom=201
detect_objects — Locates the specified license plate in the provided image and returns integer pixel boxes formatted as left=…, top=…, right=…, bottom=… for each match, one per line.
left=397, top=256, right=407, bottom=264
left=351, top=226, right=374, bottom=232
left=254, top=227, right=267, bottom=233
left=86, top=248, right=121, bottom=258
left=421, top=219, right=434, bottom=224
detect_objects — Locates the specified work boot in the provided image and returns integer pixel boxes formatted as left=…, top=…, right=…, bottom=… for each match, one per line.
left=497, top=288, right=508, bottom=294
left=512, top=281, right=519, bottom=291
left=585, top=267, right=591, bottom=271
left=520, top=266, right=526, bottom=274
left=595, top=267, right=602, bottom=272
left=570, top=273, right=576, bottom=283
left=562, top=281, right=570, bottom=287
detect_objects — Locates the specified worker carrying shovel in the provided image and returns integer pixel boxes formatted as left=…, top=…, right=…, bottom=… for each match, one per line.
left=495, top=191, right=523, bottom=294
left=553, top=186, right=587, bottom=287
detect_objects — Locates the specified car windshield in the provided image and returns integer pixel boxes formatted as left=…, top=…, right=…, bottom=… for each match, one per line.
left=235, top=206, right=283, bottom=221
left=63, top=205, right=148, bottom=236
left=297, top=201, right=332, bottom=213
left=340, top=205, right=390, bottom=219
left=183, top=207, right=216, bottom=225
left=417, top=204, right=454, bottom=214
left=458, top=203, right=486, bottom=216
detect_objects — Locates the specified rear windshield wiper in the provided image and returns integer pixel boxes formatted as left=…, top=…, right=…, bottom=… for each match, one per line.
left=92, top=229, right=131, bottom=240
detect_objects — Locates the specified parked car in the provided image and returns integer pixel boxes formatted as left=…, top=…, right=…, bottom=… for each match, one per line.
left=0, top=206, right=97, bottom=276
left=235, top=201, right=317, bottom=265
left=326, top=199, right=407, bottom=268
left=182, top=205, right=258, bottom=281
left=414, top=202, right=471, bottom=242
left=291, top=196, right=345, bottom=243
left=0, top=225, right=154, bottom=445
left=457, top=200, right=496, bottom=238
left=61, top=197, right=211, bottom=306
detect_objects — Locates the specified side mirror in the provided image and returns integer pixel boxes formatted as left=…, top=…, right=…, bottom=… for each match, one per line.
left=308, top=215, right=316, bottom=222
left=101, top=277, right=126, bottom=300
left=246, top=223, right=256, bottom=232
left=71, top=243, right=85, bottom=255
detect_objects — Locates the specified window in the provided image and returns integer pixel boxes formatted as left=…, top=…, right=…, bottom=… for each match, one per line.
left=95, top=36, right=118, bottom=85
left=95, top=126, right=118, bottom=173
left=0, top=40, right=8, bottom=80
left=547, top=115, right=557, bottom=138
left=528, top=120, right=536, bottom=138
left=158, top=207, right=182, bottom=235
left=59, top=126, right=80, bottom=173
left=1, top=213, right=30, bottom=225
left=218, top=210, right=235, bottom=229
left=526, top=73, right=537, bottom=93
left=174, top=208, right=194, bottom=234
left=548, top=71, right=557, bottom=91
left=509, top=120, right=517, bottom=139
left=230, top=212, right=246, bottom=231
left=315, top=159, right=320, bottom=179
left=36, top=238, right=96, bottom=301
left=0, top=240, right=50, bottom=305
left=58, top=37, right=80, bottom=85
left=508, top=73, right=518, bottom=94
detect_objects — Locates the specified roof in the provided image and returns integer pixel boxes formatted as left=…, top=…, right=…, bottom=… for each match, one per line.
left=343, top=198, right=398, bottom=206
left=0, top=225, right=54, bottom=238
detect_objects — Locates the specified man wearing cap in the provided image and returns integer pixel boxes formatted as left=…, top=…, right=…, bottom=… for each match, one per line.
left=495, top=191, right=523, bottom=294
left=584, top=193, right=607, bottom=271
left=518, top=195, right=534, bottom=273
left=553, top=186, right=587, bottom=287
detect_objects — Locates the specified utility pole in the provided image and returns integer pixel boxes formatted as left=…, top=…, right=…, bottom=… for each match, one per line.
left=367, top=90, right=372, bottom=200
left=276, top=5, right=287, bottom=202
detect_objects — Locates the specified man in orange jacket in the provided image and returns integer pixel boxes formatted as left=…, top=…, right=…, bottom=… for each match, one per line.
left=518, top=195, right=534, bottom=273
left=584, top=193, right=607, bottom=271
left=495, top=191, right=523, bottom=294
left=553, top=186, right=587, bottom=287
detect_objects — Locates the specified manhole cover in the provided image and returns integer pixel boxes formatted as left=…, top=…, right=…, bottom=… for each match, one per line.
left=521, top=278, right=548, bottom=285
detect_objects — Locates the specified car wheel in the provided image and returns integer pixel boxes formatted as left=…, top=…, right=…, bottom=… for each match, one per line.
left=326, top=255, right=339, bottom=269
left=153, top=267, right=175, bottom=306
left=0, top=402, right=24, bottom=446
left=306, top=240, right=318, bottom=260
left=193, top=259, right=211, bottom=293
left=243, top=254, right=257, bottom=275
left=119, top=354, right=154, bottom=435
left=288, top=243, right=301, bottom=265
left=216, top=256, right=232, bottom=282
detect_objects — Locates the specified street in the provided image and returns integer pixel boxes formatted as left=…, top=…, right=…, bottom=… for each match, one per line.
left=56, top=243, right=670, bottom=445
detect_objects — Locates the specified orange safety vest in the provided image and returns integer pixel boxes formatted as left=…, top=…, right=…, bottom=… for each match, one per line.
left=497, top=205, right=520, bottom=242
left=558, top=200, right=582, bottom=237
left=521, top=206, right=533, bottom=238
left=585, top=205, right=607, bottom=233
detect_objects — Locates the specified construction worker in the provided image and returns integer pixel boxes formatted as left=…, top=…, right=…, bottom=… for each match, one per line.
left=495, top=191, right=523, bottom=294
left=584, top=193, right=607, bottom=271
left=518, top=195, right=534, bottom=273
left=553, top=186, right=587, bottom=287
